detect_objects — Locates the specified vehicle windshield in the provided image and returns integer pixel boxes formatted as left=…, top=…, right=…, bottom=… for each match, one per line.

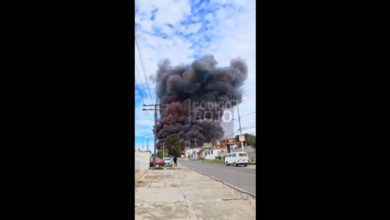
left=239, top=153, right=247, bottom=157
left=163, top=157, right=171, bottom=160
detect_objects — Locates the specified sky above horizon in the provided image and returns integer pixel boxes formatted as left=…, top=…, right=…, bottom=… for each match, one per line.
left=135, top=0, right=256, bottom=150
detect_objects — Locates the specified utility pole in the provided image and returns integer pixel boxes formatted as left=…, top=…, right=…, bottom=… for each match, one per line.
left=143, top=104, right=159, bottom=167
left=143, top=139, right=144, bottom=151
left=193, top=138, right=198, bottom=148
left=147, top=138, right=149, bottom=151
left=192, top=138, right=198, bottom=159
left=163, top=142, right=164, bottom=158
left=232, top=100, right=244, bottom=151
left=143, top=103, right=167, bottom=167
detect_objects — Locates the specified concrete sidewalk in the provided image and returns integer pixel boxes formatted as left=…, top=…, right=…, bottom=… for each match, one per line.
left=135, top=170, right=147, bottom=183
left=135, top=165, right=256, bottom=220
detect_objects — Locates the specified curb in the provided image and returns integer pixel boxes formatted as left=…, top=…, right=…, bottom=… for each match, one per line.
left=180, top=165, right=256, bottom=198
left=135, top=169, right=150, bottom=183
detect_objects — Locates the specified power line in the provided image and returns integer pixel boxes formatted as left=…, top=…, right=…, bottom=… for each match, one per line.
left=244, top=87, right=255, bottom=95
left=246, top=92, right=255, bottom=97
left=243, top=124, right=256, bottom=129
left=224, top=127, right=255, bottom=140
left=223, top=129, right=240, bottom=139
left=135, top=26, right=154, bottom=103
left=244, top=89, right=256, bottom=97
left=135, top=76, right=153, bottom=120
left=243, top=85, right=256, bottom=94
left=135, top=63, right=153, bottom=104
left=241, top=112, right=256, bottom=117
left=135, top=45, right=153, bottom=103
left=134, top=77, right=143, bottom=95
left=247, top=92, right=256, bottom=98
left=134, top=25, right=154, bottom=120
left=243, top=84, right=256, bottom=98
left=231, top=112, right=255, bottom=124
left=243, top=83, right=255, bottom=92
left=135, top=27, right=152, bottom=99
left=135, top=118, right=153, bottom=121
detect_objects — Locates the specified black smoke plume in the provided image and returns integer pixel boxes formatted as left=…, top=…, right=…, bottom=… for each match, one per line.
left=155, top=55, right=248, bottom=149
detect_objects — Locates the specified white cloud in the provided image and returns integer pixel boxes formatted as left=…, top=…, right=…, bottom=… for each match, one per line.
left=136, top=0, right=191, bottom=26
left=135, top=0, right=256, bottom=148
left=215, top=8, right=228, bottom=20
left=179, top=25, right=187, bottom=33
left=199, top=2, right=206, bottom=8
left=135, top=104, right=155, bottom=139
left=204, top=13, right=213, bottom=22
left=186, top=23, right=202, bottom=34
left=160, top=25, right=175, bottom=36
left=136, top=18, right=153, bottom=32
left=234, top=0, right=248, bottom=6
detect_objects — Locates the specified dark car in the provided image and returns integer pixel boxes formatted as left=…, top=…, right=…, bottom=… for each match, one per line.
left=150, top=156, right=165, bottom=167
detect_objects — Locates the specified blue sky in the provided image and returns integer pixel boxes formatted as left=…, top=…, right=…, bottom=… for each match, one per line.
left=135, top=0, right=256, bottom=150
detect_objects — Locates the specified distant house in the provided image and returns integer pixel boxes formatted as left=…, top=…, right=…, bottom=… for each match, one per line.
left=184, top=138, right=241, bottom=159
left=196, top=141, right=228, bottom=159
left=203, top=148, right=227, bottom=160
left=185, top=147, right=202, bottom=159
left=212, top=138, right=240, bottom=153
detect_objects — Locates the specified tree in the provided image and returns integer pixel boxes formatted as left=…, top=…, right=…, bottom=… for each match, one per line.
left=234, top=133, right=256, bottom=148
left=165, top=134, right=181, bottom=156
left=156, top=149, right=164, bottom=158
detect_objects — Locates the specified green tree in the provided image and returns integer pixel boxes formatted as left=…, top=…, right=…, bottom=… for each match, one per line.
left=156, top=149, right=164, bottom=158
left=234, top=133, right=256, bottom=148
left=165, top=134, right=181, bottom=156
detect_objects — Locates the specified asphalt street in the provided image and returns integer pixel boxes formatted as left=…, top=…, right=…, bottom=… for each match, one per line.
left=177, top=159, right=256, bottom=196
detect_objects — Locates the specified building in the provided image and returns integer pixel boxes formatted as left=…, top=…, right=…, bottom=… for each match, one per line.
left=213, top=138, right=240, bottom=153
left=185, top=147, right=202, bottom=159
left=203, top=148, right=227, bottom=160
left=184, top=138, right=241, bottom=159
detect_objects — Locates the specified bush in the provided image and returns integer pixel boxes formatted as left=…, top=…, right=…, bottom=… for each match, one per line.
left=215, top=156, right=225, bottom=160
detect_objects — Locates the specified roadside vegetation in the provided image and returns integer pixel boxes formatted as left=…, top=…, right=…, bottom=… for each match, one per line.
left=190, top=158, right=256, bottom=165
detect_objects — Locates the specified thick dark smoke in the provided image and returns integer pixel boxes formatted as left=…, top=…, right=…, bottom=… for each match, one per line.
left=155, top=55, right=248, bottom=149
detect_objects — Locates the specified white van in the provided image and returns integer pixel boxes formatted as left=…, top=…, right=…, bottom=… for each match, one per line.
left=225, top=152, right=249, bottom=167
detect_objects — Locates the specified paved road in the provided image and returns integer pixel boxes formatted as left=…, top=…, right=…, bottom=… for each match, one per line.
left=178, top=159, right=256, bottom=196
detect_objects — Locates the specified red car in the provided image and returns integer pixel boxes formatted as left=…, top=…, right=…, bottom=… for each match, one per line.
left=150, top=156, right=165, bottom=167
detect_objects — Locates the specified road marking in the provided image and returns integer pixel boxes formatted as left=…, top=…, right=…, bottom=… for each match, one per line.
left=181, top=161, right=256, bottom=176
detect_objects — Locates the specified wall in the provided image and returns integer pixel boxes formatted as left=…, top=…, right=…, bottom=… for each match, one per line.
left=205, top=153, right=214, bottom=160
left=204, top=149, right=226, bottom=160
left=135, top=151, right=151, bottom=174
left=185, top=148, right=201, bottom=159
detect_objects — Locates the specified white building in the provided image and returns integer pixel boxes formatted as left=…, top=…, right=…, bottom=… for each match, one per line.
left=203, top=148, right=227, bottom=160
left=185, top=147, right=202, bottom=159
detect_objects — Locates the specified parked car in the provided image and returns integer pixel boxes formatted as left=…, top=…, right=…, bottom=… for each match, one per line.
left=150, top=156, right=165, bottom=167
left=163, top=157, right=173, bottom=167
left=225, top=152, right=249, bottom=167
